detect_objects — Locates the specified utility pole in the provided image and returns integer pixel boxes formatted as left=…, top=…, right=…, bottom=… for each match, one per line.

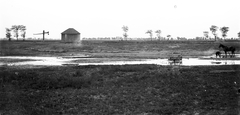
left=34, top=30, right=49, bottom=40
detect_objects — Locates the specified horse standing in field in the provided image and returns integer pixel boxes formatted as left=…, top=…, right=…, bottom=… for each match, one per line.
left=219, top=44, right=236, bottom=58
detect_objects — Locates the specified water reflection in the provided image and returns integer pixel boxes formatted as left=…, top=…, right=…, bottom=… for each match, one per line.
left=0, top=56, right=240, bottom=67
left=201, top=54, right=240, bottom=59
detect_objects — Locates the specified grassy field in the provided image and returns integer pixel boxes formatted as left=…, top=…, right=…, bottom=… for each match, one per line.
left=0, top=65, right=240, bottom=114
left=1, top=40, right=240, bottom=58
left=0, top=40, right=240, bottom=114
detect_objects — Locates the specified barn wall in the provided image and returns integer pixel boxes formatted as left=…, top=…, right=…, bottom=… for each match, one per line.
left=61, top=34, right=65, bottom=41
left=67, top=34, right=79, bottom=42
left=61, top=34, right=80, bottom=42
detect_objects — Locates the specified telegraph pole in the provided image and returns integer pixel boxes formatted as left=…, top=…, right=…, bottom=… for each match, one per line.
left=34, top=30, right=49, bottom=40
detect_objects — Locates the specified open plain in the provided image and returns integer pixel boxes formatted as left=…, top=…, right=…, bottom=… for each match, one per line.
left=0, top=40, right=240, bottom=114
left=0, top=40, right=239, bottom=58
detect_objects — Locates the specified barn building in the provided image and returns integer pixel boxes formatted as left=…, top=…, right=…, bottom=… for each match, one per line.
left=61, top=28, right=80, bottom=42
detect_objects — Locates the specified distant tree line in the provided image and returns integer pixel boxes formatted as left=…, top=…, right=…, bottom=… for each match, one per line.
left=121, top=25, right=240, bottom=41
left=5, top=25, right=26, bottom=41
left=5, top=24, right=240, bottom=41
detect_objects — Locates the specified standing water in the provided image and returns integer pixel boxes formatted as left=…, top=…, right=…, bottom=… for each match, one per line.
left=1, top=55, right=240, bottom=67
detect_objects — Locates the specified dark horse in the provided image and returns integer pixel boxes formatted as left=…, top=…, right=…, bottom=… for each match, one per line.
left=215, top=51, right=221, bottom=58
left=219, top=44, right=236, bottom=58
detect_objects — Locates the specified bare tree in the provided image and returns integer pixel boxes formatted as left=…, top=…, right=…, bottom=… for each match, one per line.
left=167, top=35, right=171, bottom=40
left=210, top=25, right=218, bottom=41
left=6, top=28, right=12, bottom=41
left=155, top=30, right=161, bottom=40
left=220, top=26, right=229, bottom=39
left=20, top=26, right=26, bottom=41
left=11, top=25, right=22, bottom=40
left=11, top=25, right=26, bottom=41
left=122, top=25, right=128, bottom=40
left=146, top=30, right=153, bottom=40
left=203, top=31, right=209, bottom=40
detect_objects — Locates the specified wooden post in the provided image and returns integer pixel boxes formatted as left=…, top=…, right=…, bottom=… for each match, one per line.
left=33, top=30, right=49, bottom=41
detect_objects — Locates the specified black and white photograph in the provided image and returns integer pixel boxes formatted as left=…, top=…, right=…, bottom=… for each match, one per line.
left=0, top=0, right=240, bottom=114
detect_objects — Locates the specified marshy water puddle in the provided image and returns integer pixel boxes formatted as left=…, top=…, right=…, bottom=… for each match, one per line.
left=0, top=55, right=240, bottom=67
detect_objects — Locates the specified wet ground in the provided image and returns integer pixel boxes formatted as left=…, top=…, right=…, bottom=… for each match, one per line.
left=0, top=54, right=240, bottom=67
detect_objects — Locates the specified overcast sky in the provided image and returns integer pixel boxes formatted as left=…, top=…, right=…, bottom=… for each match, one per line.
left=0, top=0, right=239, bottom=39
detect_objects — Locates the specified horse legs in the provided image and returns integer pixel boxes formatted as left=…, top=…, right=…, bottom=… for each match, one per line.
left=228, top=52, right=231, bottom=58
left=232, top=51, right=235, bottom=57
left=229, top=51, right=233, bottom=58
left=216, top=51, right=221, bottom=58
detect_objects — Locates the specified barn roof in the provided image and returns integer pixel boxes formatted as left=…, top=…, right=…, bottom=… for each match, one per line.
left=61, top=28, right=80, bottom=34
